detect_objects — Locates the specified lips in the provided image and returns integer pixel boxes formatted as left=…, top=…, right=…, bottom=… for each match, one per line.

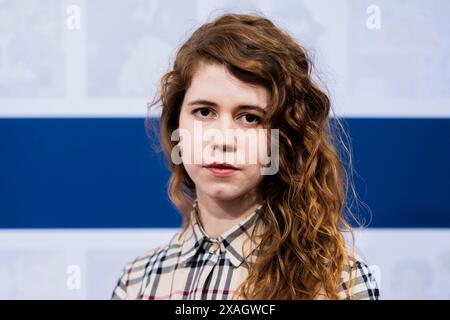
left=202, top=162, right=239, bottom=170
left=203, top=162, right=239, bottom=177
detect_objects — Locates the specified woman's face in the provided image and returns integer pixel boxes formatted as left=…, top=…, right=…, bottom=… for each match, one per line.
left=177, top=61, right=269, bottom=202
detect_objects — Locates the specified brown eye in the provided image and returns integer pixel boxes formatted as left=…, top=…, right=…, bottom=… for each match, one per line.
left=241, top=113, right=260, bottom=125
left=193, top=108, right=213, bottom=118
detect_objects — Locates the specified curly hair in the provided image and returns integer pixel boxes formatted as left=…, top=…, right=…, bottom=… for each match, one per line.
left=146, top=13, right=360, bottom=299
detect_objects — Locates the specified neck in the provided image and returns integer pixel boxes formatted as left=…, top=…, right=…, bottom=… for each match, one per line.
left=195, top=193, right=263, bottom=239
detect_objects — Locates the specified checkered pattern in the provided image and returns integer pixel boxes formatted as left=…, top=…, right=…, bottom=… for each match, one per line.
left=111, top=201, right=380, bottom=300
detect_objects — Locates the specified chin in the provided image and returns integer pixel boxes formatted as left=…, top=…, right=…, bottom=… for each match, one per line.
left=202, top=188, right=243, bottom=201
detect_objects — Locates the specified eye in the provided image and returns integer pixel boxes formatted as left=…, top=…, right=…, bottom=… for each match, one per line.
left=239, top=113, right=261, bottom=125
left=192, top=107, right=214, bottom=118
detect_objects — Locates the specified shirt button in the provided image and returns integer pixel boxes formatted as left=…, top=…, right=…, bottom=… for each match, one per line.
left=210, top=242, right=220, bottom=253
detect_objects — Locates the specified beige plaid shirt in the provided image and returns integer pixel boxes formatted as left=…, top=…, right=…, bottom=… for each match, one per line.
left=111, top=201, right=380, bottom=300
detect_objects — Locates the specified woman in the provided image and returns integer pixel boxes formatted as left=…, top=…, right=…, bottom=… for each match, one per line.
left=112, top=13, right=379, bottom=300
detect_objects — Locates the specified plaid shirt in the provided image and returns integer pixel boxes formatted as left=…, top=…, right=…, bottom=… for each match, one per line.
left=111, top=202, right=380, bottom=300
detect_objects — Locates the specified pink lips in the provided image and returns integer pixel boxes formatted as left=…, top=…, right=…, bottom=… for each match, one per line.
left=203, top=162, right=239, bottom=176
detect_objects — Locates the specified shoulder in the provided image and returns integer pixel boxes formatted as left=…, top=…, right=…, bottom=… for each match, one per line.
left=111, top=231, right=183, bottom=300
left=337, top=253, right=380, bottom=300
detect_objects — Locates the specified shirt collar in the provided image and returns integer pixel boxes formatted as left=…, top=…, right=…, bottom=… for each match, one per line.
left=178, top=200, right=264, bottom=268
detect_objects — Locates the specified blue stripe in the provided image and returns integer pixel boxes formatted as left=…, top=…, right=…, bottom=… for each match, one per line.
left=344, top=118, right=450, bottom=228
left=1, top=118, right=449, bottom=228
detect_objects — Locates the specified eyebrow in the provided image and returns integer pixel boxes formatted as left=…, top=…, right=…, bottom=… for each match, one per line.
left=187, top=99, right=266, bottom=114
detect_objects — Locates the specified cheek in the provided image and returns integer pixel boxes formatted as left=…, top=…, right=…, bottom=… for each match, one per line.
left=243, top=163, right=264, bottom=180
left=182, top=163, right=205, bottom=188
left=177, top=113, right=198, bottom=165
left=182, top=163, right=196, bottom=179
left=247, top=135, right=269, bottom=167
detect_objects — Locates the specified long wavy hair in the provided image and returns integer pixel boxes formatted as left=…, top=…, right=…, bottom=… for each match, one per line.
left=146, top=13, right=362, bottom=299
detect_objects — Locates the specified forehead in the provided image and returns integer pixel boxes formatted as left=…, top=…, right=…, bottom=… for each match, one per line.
left=185, top=62, right=269, bottom=107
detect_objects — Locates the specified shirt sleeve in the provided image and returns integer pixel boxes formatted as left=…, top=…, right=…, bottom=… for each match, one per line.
left=338, top=257, right=380, bottom=300
left=111, top=261, right=133, bottom=300
left=111, top=247, right=161, bottom=300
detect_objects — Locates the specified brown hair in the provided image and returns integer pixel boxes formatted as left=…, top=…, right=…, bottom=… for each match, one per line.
left=147, top=13, right=360, bottom=299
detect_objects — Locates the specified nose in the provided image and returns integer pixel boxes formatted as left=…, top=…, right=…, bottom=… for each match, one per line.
left=208, top=114, right=237, bottom=153
left=211, top=138, right=236, bottom=153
